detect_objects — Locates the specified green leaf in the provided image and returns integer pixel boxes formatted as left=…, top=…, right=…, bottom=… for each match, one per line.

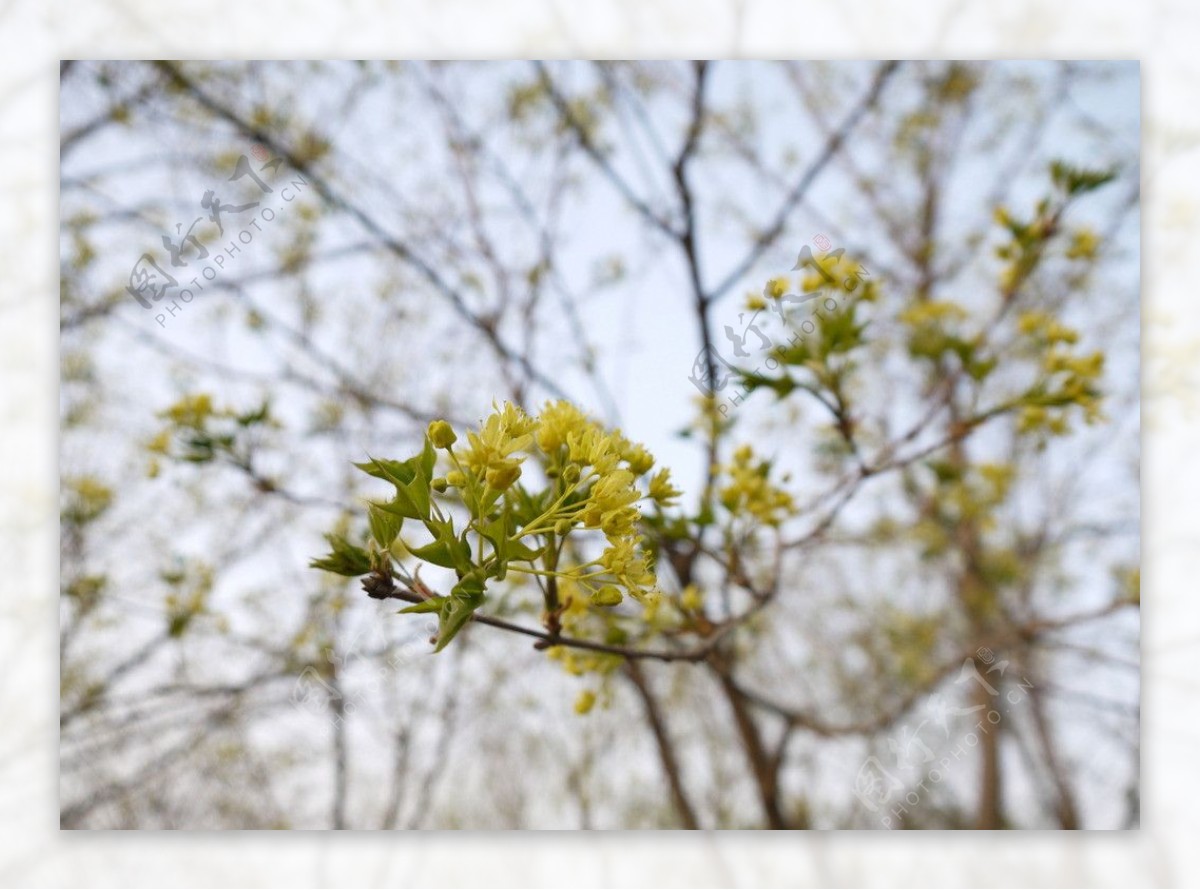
left=401, top=471, right=432, bottom=521
left=377, top=487, right=424, bottom=521
left=1050, top=160, right=1118, bottom=196
left=409, top=536, right=469, bottom=571
left=357, top=453, right=433, bottom=521
left=418, top=435, right=437, bottom=481
left=819, top=306, right=867, bottom=357
left=740, top=370, right=795, bottom=399
left=309, top=534, right=372, bottom=577
left=367, top=502, right=403, bottom=548
left=479, top=517, right=510, bottom=578
left=399, top=597, right=443, bottom=614
left=508, top=538, right=543, bottom=562
left=409, top=516, right=472, bottom=573
left=507, top=484, right=547, bottom=528
left=354, top=456, right=415, bottom=486
left=451, top=568, right=487, bottom=599
left=235, top=401, right=271, bottom=427
left=966, top=355, right=998, bottom=381
left=435, top=594, right=482, bottom=652
left=775, top=339, right=813, bottom=366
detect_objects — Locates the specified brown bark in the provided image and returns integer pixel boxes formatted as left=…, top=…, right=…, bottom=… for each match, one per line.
left=712, top=666, right=789, bottom=829
left=624, top=661, right=700, bottom=829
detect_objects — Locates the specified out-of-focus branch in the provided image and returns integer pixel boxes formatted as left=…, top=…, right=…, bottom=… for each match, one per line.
left=364, top=576, right=748, bottom=665
left=152, top=61, right=571, bottom=404
left=624, top=661, right=701, bottom=829
left=708, top=61, right=901, bottom=302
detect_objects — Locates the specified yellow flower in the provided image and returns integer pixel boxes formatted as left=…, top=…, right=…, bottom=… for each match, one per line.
left=456, top=403, right=533, bottom=477
left=620, top=441, right=655, bottom=476
left=599, top=537, right=638, bottom=576
left=591, top=586, right=623, bottom=607
left=574, top=689, right=597, bottom=714
left=639, top=588, right=664, bottom=622
left=427, top=419, right=457, bottom=449
left=764, top=276, right=790, bottom=300
left=582, top=470, right=639, bottom=530
left=1017, top=405, right=1049, bottom=434
left=162, top=393, right=214, bottom=428
left=600, top=538, right=657, bottom=594
left=566, top=425, right=620, bottom=474
left=536, top=400, right=590, bottom=453
left=65, top=476, right=114, bottom=523
left=977, top=463, right=1015, bottom=500
left=1017, top=311, right=1079, bottom=345
left=719, top=444, right=796, bottom=526
left=1065, top=228, right=1100, bottom=260
left=745, top=292, right=768, bottom=311
left=648, top=468, right=682, bottom=506
left=146, top=429, right=172, bottom=455
left=495, top=401, right=537, bottom=437
left=485, top=461, right=522, bottom=491
left=899, top=300, right=967, bottom=327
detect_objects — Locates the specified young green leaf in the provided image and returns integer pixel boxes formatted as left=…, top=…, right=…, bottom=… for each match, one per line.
left=309, top=535, right=372, bottom=577
left=367, top=502, right=403, bottom=548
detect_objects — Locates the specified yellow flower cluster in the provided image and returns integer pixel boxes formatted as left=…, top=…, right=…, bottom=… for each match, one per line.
left=976, top=463, right=1015, bottom=501
left=455, top=401, right=536, bottom=491
left=581, top=469, right=640, bottom=538
left=898, top=299, right=968, bottom=328
left=763, top=276, right=790, bottom=300
left=799, top=251, right=878, bottom=301
left=444, top=400, right=680, bottom=611
left=162, top=393, right=216, bottom=428
left=1016, top=311, right=1079, bottom=346
left=1016, top=406, right=1068, bottom=436
left=718, top=444, right=796, bottom=527
left=648, top=468, right=682, bottom=505
left=1014, top=311, right=1105, bottom=435
left=547, top=578, right=628, bottom=679
left=1065, top=227, right=1100, bottom=260
left=63, top=475, right=114, bottom=525
left=744, top=291, right=769, bottom=311
left=942, top=462, right=1015, bottom=530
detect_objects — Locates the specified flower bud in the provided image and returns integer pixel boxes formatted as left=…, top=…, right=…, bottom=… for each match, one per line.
left=485, top=463, right=521, bottom=491
left=431, top=477, right=448, bottom=493
left=562, top=463, right=581, bottom=484
left=427, top=420, right=457, bottom=449
left=590, top=586, right=623, bottom=607
left=446, top=470, right=467, bottom=488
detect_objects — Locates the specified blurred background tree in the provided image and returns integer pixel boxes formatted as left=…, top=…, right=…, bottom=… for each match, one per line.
left=59, top=60, right=1139, bottom=829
